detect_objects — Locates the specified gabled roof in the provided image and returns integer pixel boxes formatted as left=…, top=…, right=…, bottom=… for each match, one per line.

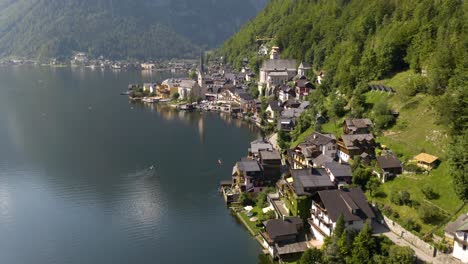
left=312, top=154, right=334, bottom=167
left=340, top=134, right=375, bottom=149
left=296, top=79, right=314, bottom=89
left=344, top=119, right=373, bottom=129
left=445, top=214, right=468, bottom=235
left=323, top=162, right=352, bottom=177
left=237, top=159, right=261, bottom=172
left=376, top=154, right=402, bottom=169
left=316, top=188, right=375, bottom=222
left=261, top=59, right=297, bottom=71
left=291, top=168, right=334, bottom=196
left=414, top=153, right=439, bottom=164
left=264, top=217, right=300, bottom=241
left=305, top=132, right=336, bottom=146
left=259, top=150, right=281, bottom=161
left=268, top=100, right=283, bottom=112
left=238, top=92, right=254, bottom=100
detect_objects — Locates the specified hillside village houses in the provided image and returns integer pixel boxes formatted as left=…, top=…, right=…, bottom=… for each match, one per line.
left=445, top=214, right=468, bottom=263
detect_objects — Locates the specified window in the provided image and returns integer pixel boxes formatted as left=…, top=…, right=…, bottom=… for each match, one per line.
left=463, top=245, right=467, bottom=251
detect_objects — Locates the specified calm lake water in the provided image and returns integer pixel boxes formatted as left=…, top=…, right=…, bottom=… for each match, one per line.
left=0, top=66, right=261, bottom=264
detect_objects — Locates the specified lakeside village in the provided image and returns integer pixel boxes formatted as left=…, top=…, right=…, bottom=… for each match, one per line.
left=0, top=52, right=197, bottom=73
left=127, top=47, right=467, bottom=264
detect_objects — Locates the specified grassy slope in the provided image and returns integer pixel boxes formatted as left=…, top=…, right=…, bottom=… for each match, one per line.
left=295, top=70, right=464, bottom=236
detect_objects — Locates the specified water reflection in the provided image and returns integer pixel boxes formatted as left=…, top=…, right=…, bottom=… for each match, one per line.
left=132, top=102, right=259, bottom=138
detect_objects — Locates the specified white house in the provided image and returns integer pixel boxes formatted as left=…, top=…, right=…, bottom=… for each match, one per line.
left=308, top=188, right=375, bottom=242
left=304, top=132, right=337, bottom=159
left=445, top=214, right=468, bottom=263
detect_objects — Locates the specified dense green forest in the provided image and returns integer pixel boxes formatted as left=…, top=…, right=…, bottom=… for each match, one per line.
left=0, top=0, right=267, bottom=60
left=222, top=0, right=467, bottom=202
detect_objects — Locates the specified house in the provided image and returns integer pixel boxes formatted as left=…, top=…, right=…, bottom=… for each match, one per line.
left=445, top=214, right=468, bottom=263
left=141, top=63, right=155, bottom=70
left=413, top=153, right=439, bottom=170
left=260, top=217, right=308, bottom=260
left=289, top=168, right=335, bottom=197
left=266, top=100, right=283, bottom=123
left=249, top=139, right=274, bottom=159
left=337, top=134, right=376, bottom=163
left=323, top=162, right=352, bottom=185
left=276, top=168, right=335, bottom=220
left=278, top=85, right=296, bottom=103
left=277, top=118, right=296, bottom=132
left=295, top=78, right=314, bottom=101
left=308, top=188, right=375, bottom=241
left=232, top=158, right=263, bottom=193
left=376, top=154, right=402, bottom=182
left=288, top=143, right=320, bottom=169
left=237, top=92, right=255, bottom=113
left=259, top=150, right=282, bottom=180
left=304, top=132, right=337, bottom=160
left=343, top=119, right=373, bottom=135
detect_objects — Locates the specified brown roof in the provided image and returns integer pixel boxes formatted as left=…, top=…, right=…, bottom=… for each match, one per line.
left=414, top=153, right=439, bottom=164
left=376, top=154, right=402, bottom=169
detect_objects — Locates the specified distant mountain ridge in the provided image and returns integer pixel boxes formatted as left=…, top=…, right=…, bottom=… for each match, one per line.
left=0, top=0, right=268, bottom=60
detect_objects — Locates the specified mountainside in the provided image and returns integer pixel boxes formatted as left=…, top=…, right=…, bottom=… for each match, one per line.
left=221, top=0, right=468, bottom=244
left=222, top=0, right=466, bottom=93
left=0, top=0, right=267, bottom=60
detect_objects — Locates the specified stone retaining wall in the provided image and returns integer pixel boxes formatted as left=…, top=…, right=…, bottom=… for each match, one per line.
left=383, top=216, right=460, bottom=264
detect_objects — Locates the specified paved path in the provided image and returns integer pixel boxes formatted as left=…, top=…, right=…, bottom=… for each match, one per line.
left=373, top=222, right=459, bottom=264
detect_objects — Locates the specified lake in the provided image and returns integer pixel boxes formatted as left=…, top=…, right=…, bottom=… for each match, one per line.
left=0, top=66, right=262, bottom=264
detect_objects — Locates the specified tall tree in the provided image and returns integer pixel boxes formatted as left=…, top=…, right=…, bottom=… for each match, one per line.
left=350, top=221, right=375, bottom=264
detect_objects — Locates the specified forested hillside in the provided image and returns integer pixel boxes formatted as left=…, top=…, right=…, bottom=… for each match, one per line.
left=222, top=0, right=467, bottom=245
left=223, top=0, right=465, bottom=93
left=0, top=0, right=267, bottom=60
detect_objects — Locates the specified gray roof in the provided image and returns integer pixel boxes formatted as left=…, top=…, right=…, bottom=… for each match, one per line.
left=323, top=162, right=352, bottom=177
left=251, top=142, right=273, bottom=154
left=316, top=188, right=375, bottom=222
left=237, top=159, right=261, bottom=172
left=445, top=214, right=468, bottom=235
left=261, top=59, right=297, bottom=71
left=179, top=79, right=198, bottom=89
left=265, top=217, right=300, bottom=240
left=305, top=132, right=336, bottom=146
left=376, top=154, right=402, bottom=169
left=259, top=150, right=281, bottom=161
left=269, top=71, right=289, bottom=77
left=312, top=154, right=334, bottom=167
left=298, top=101, right=310, bottom=110
left=276, top=242, right=308, bottom=255
left=282, top=108, right=304, bottom=118
left=345, top=118, right=373, bottom=129
left=341, top=134, right=374, bottom=149
left=291, top=168, right=334, bottom=196
left=268, top=100, right=283, bottom=112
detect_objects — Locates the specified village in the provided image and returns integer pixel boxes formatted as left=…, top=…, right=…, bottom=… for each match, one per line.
left=123, top=46, right=467, bottom=264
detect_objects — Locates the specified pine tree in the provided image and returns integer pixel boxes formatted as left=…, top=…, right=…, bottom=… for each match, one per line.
left=350, top=221, right=375, bottom=264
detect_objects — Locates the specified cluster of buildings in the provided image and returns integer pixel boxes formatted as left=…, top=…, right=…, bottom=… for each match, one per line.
left=221, top=119, right=395, bottom=261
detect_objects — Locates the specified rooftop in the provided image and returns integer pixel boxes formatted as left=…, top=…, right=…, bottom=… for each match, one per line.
left=323, top=162, right=352, bottom=177
left=291, top=168, right=334, bottom=196
left=259, top=150, right=282, bottom=161
left=316, top=188, right=375, bottom=222
left=237, top=159, right=261, bottom=172
left=376, top=154, right=402, bottom=169
left=414, top=153, right=439, bottom=164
